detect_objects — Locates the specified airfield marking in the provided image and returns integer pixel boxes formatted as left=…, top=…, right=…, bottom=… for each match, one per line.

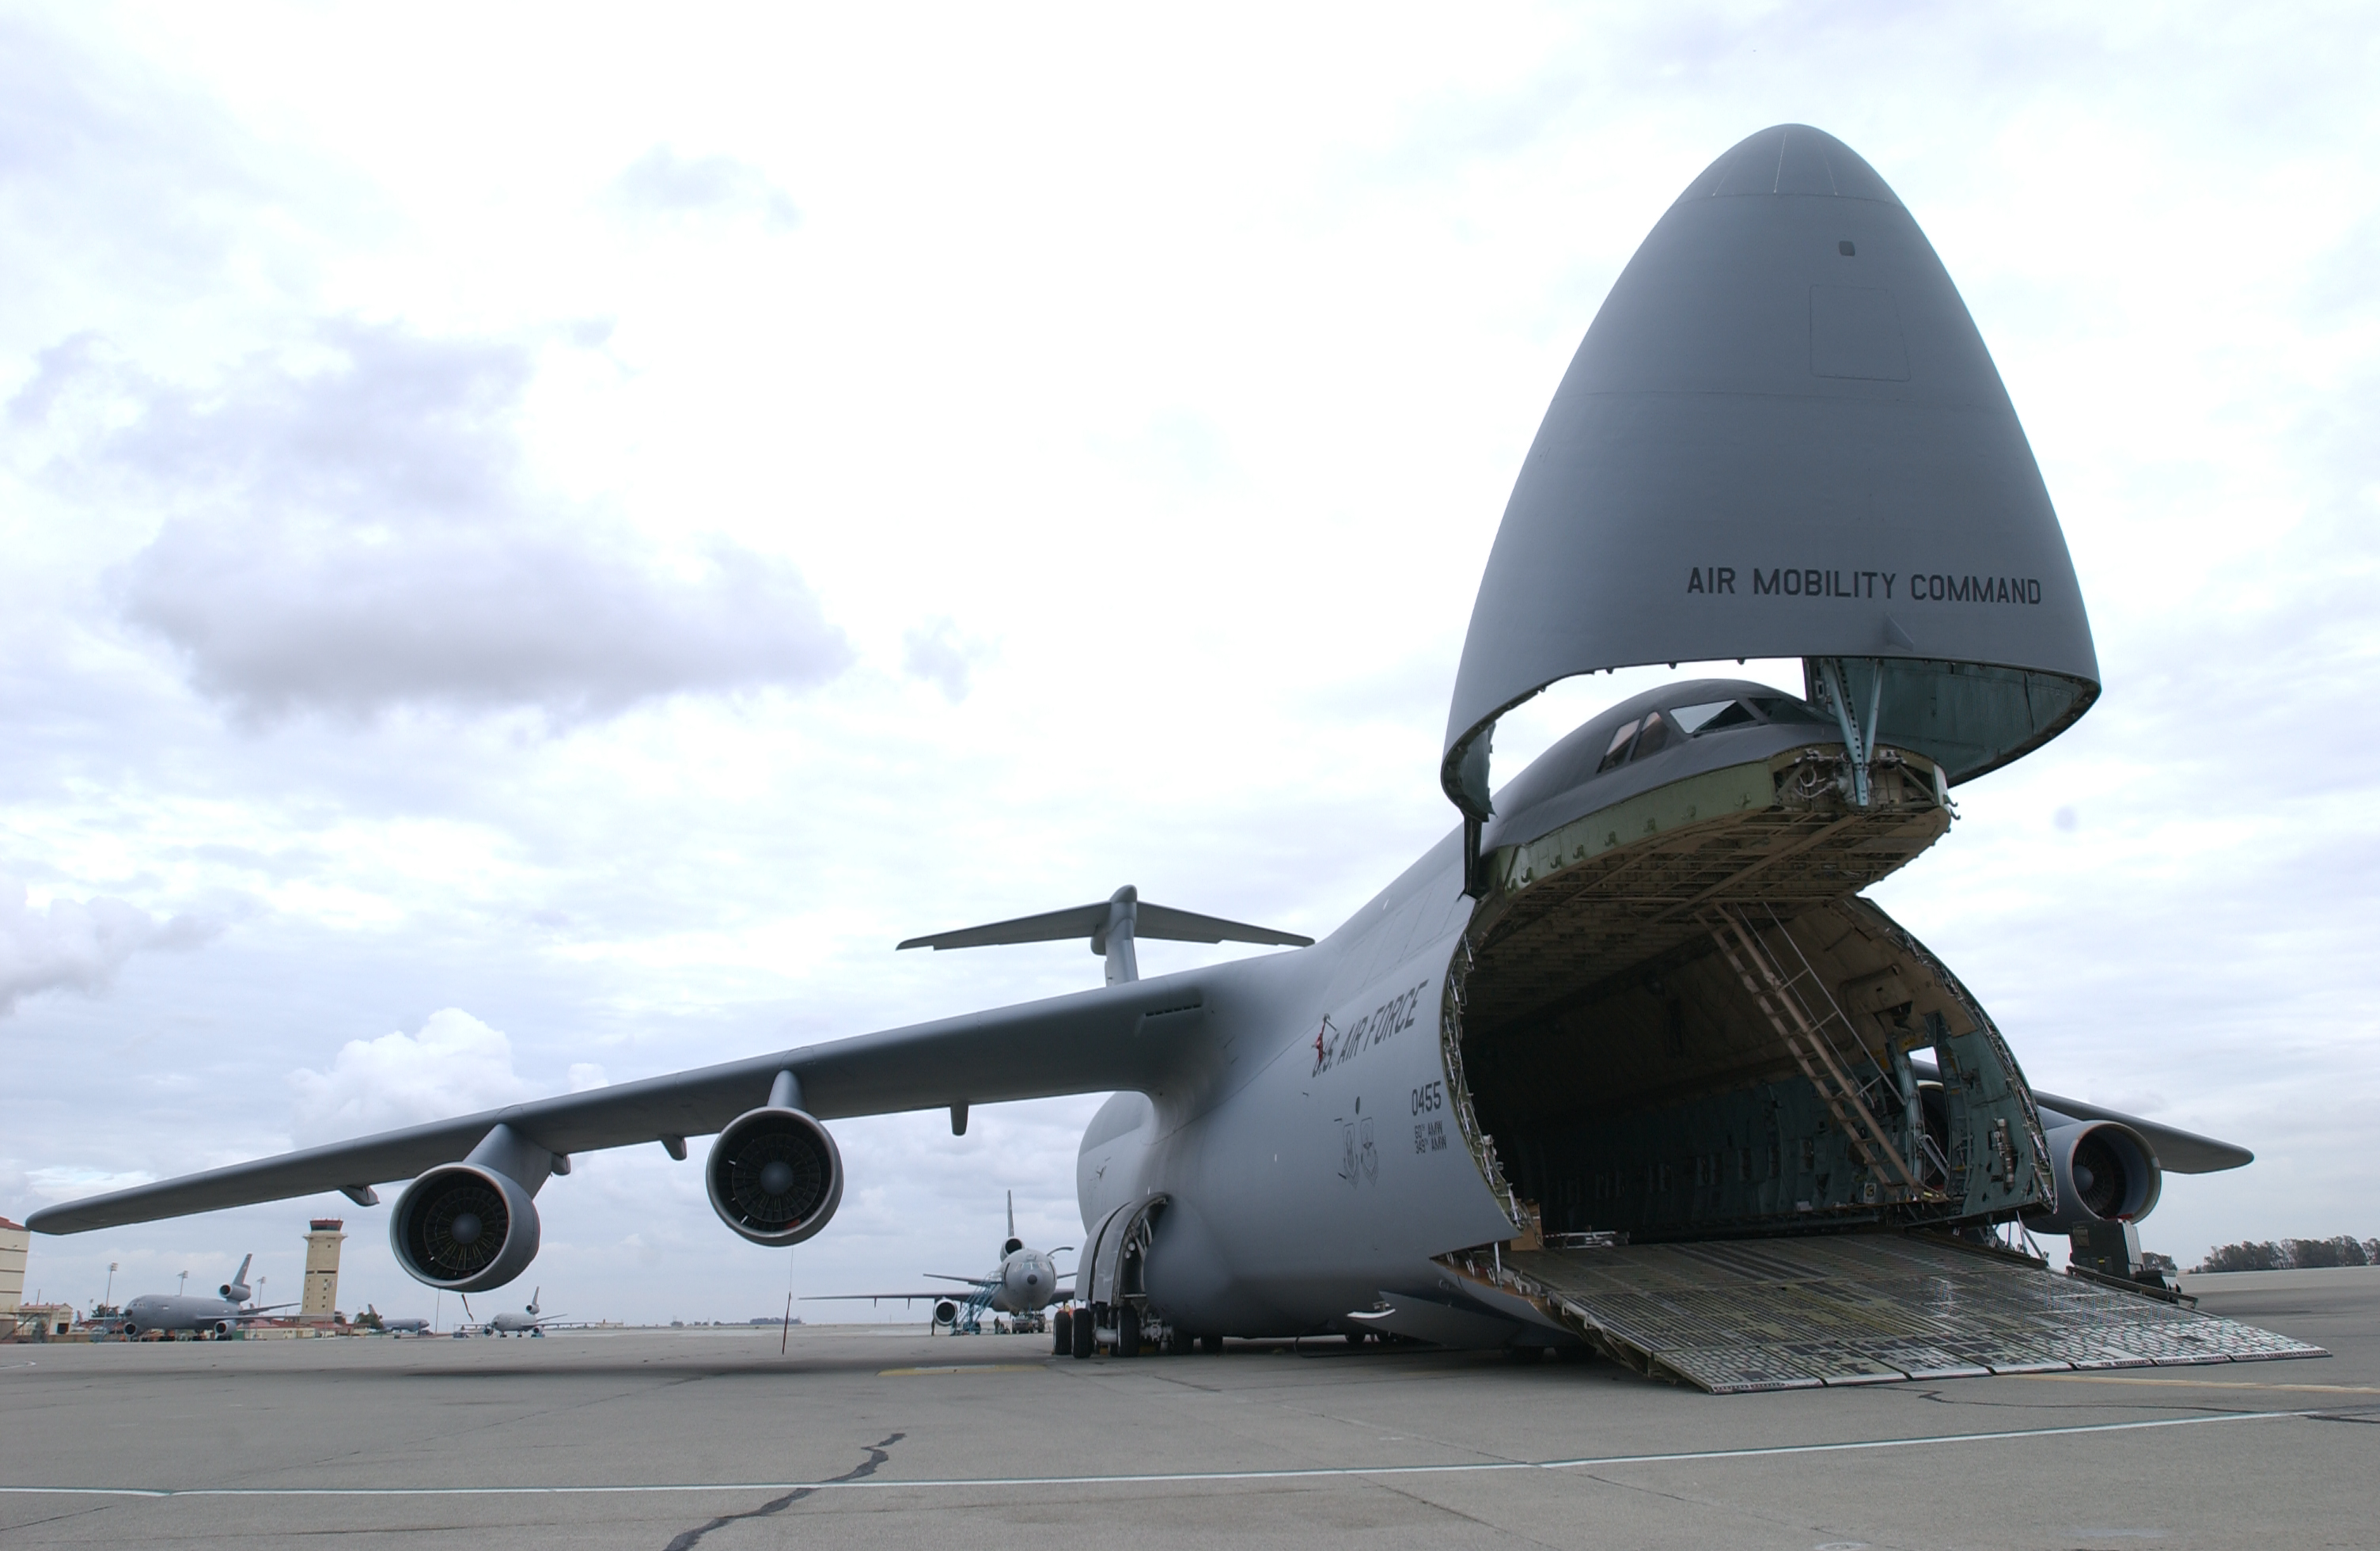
left=2015, top=1374, right=2380, bottom=1396
left=877, top=1364, right=1045, bottom=1376
left=0, top=1408, right=2310, bottom=1500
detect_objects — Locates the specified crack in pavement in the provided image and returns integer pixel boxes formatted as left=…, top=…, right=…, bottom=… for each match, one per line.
left=661, top=1432, right=903, bottom=1551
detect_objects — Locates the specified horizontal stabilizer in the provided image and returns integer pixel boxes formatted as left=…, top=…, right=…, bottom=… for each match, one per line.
left=897, top=902, right=1111, bottom=952
left=1133, top=904, right=1315, bottom=948
left=898, top=893, right=1311, bottom=952
left=900, top=885, right=1310, bottom=988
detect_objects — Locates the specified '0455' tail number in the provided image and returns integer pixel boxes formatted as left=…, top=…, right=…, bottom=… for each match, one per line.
left=1411, top=1081, right=1449, bottom=1155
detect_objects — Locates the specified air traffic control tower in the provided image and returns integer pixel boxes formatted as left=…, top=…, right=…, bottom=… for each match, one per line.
left=302, top=1218, right=345, bottom=1322
left=0, top=1215, right=27, bottom=1316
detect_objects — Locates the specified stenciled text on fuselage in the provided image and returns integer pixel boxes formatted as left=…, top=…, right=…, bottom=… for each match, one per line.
left=1313, top=981, right=1428, bottom=1077
left=1685, top=567, right=2043, bottom=605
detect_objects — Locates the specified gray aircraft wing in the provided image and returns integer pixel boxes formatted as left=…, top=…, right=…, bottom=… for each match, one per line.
left=1910, top=1061, right=2252, bottom=1174
left=2027, top=1088, right=2252, bottom=1174
left=28, top=974, right=1215, bottom=1235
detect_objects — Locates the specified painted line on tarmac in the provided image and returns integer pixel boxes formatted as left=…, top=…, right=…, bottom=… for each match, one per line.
left=0, top=1408, right=2308, bottom=1500
left=877, top=1364, right=1044, bottom=1376
left=2015, top=1374, right=2380, bottom=1396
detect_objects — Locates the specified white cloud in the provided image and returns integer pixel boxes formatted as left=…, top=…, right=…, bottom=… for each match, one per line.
left=286, top=1008, right=540, bottom=1150
left=0, top=874, right=208, bottom=1018
left=606, top=146, right=800, bottom=230
left=900, top=617, right=991, bottom=703
left=10, top=320, right=857, bottom=723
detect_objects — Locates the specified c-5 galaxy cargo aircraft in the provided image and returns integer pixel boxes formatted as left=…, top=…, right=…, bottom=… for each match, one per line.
left=32, top=126, right=2322, bottom=1390
left=117, top=1255, right=294, bottom=1337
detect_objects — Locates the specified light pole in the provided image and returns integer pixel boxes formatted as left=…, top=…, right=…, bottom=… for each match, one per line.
left=104, top=1263, right=117, bottom=1308
left=177, top=1271, right=188, bottom=1296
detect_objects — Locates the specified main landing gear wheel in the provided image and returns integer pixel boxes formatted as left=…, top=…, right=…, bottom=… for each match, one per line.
left=1052, top=1309, right=1073, bottom=1356
left=1116, top=1306, right=1140, bottom=1358
left=1198, top=1334, right=1222, bottom=1354
left=1165, top=1329, right=1191, bottom=1356
left=1071, top=1308, right=1094, bottom=1359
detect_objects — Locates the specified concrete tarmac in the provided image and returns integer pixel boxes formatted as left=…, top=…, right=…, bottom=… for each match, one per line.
left=2, top=1276, right=2374, bottom=1550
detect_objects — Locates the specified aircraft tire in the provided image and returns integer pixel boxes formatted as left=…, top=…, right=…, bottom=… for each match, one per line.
left=1052, top=1309, right=1072, bottom=1356
left=1071, top=1308, right=1094, bottom=1359
left=1198, top=1334, right=1222, bottom=1354
left=1116, top=1306, right=1140, bottom=1358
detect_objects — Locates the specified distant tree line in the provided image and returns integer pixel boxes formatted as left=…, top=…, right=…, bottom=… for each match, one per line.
left=2193, top=1236, right=2380, bottom=1272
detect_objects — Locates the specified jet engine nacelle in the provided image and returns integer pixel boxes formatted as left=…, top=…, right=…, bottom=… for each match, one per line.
left=2028, top=1120, right=2162, bottom=1233
left=389, top=1164, right=543, bottom=1292
left=705, top=1105, right=843, bottom=1246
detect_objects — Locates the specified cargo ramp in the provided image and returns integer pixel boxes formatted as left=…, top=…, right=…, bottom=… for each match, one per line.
left=1443, top=1232, right=2324, bottom=1394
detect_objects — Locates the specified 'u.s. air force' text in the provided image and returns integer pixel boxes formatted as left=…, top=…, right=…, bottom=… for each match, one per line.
left=1684, top=567, right=2043, bottom=604
left=1313, top=981, right=1427, bottom=1076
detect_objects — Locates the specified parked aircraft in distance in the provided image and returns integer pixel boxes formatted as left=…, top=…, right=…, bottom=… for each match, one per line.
left=808, top=1193, right=1070, bottom=1334
left=467, top=1287, right=556, bottom=1337
left=117, top=1255, right=294, bottom=1337
left=367, top=1305, right=431, bottom=1335
left=34, top=124, right=2314, bottom=1391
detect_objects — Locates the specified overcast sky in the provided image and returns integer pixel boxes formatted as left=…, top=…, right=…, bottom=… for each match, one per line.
left=2, top=3, right=2374, bottom=1323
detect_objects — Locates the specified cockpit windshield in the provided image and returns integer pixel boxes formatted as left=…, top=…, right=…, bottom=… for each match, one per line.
left=1749, top=696, right=1828, bottom=726
left=1662, top=694, right=1830, bottom=742
left=1594, top=718, right=1642, bottom=774
left=1667, top=700, right=1738, bottom=734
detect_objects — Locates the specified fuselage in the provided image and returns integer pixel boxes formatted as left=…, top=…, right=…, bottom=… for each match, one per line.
left=989, top=1246, right=1061, bottom=1314
left=1074, top=678, right=2045, bottom=1341
left=1074, top=833, right=1494, bottom=1336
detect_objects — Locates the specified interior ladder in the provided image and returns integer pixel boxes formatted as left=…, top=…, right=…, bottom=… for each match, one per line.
left=1700, top=905, right=1929, bottom=1196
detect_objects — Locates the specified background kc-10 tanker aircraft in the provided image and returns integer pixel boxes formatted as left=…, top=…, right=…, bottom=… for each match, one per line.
left=25, top=123, right=2304, bottom=1374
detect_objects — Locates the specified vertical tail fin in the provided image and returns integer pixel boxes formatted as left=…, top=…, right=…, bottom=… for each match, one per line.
left=222, top=1253, right=254, bottom=1302
left=1000, top=1190, right=1023, bottom=1256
